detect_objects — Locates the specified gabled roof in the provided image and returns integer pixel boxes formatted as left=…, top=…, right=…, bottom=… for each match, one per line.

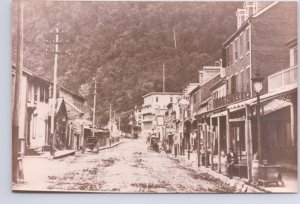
left=12, top=64, right=85, bottom=101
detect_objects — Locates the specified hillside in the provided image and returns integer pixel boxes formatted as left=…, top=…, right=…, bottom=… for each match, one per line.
left=12, top=1, right=242, bottom=129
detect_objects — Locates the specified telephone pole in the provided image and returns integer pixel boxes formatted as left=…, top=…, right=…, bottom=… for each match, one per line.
left=173, top=28, right=177, bottom=49
left=12, top=0, right=24, bottom=183
left=92, top=77, right=97, bottom=138
left=45, top=26, right=68, bottom=156
left=163, top=62, right=165, bottom=93
left=109, top=102, right=112, bottom=146
left=118, top=116, right=121, bottom=131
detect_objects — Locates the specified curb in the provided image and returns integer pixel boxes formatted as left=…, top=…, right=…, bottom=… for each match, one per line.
left=169, top=154, right=265, bottom=193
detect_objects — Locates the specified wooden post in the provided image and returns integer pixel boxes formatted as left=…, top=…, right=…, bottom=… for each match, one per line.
left=257, top=94, right=262, bottom=164
left=50, top=27, right=60, bottom=156
left=210, top=117, right=214, bottom=170
left=197, top=123, right=201, bottom=167
left=245, top=105, right=252, bottom=182
left=163, top=63, right=165, bottom=93
left=204, top=122, right=208, bottom=168
left=217, top=116, right=221, bottom=173
left=290, top=103, right=295, bottom=145
left=226, top=109, right=230, bottom=153
left=182, top=108, right=185, bottom=156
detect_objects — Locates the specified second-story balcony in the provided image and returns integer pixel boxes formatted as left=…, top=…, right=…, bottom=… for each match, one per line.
left=268, top=66, right=297, bottom=92
left=213, top=92, right=251, bottom=109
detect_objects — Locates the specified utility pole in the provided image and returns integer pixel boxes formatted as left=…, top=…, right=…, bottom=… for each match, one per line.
left=109, top=102, right=112, bottom=146
left=163, top=62, right=165, bottom=93
left=45, top=26, right=68, bottom=156
left=173, top=28, right=177, bottom=49
left=12, top=0, right=24, bottom=183
left=92, top=77, right=97, bottom=138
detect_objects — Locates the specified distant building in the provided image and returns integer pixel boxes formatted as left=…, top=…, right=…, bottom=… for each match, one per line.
left=141, top=92, right=182, bottom=137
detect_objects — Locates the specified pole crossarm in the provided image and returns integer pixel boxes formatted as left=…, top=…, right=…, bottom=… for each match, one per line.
left=115, top=109, right=135, bottom=119
left=45, top=49, right=69, bottom=55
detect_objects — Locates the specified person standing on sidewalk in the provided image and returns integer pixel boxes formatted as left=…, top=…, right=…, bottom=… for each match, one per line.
left=226, top=147, right=238, bottom=179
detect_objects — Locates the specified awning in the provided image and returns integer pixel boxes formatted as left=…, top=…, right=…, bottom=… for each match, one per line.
left=210, top=110, right=227, bottom=118
left=56, top=98, right=64, bottom=113
left=64, top=99, right=84, bottom=120
left=262, top=98, right=291, bottom=116
left=250, top=84, right=297, bottom=106
left=228, top=84, right=297, bottom=112
left=227, top=99, right=255, bottom=112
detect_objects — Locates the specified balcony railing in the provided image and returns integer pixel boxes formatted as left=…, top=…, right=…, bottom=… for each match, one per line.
left=268, top=66, right=297, bottom=92
left=213, top=92, right=251, bottom=109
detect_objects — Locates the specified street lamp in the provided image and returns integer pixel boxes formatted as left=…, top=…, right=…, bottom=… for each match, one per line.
left=178, top=97, right=189, bottom=157
left=251, top=70, right=264, bottom=164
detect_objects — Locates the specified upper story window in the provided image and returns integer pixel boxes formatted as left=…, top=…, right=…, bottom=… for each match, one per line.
left=231, top=75, right=237, bottom=94
left=212, top=91, right=218, bottom=99
left=156, top=97, right=159, bottom=102
left=40, top=86, right=44, bottom=102
left=193, top=94, right=197, bottom=104
left=34, top=86, right=38, bottom=102
left=240, top=33, right=244, bottom=58
left=45, top=88, right=49, bottom=103
left=226, top=79, right=230, bottom=94
left=229, top=43, right=234, bottom=65
left=27, top=85, right=32, bottom=102
left=170, top=96, right=173, bottom=102
left=246, top=29, right=250, bottom=52
left=245, top=67, right=251, bottom=93
left=235, top=40, right=239, bottom=61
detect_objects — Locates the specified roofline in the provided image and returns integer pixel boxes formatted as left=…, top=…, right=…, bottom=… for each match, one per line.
left=223, top=21, right=250, bottom=47
left=142, top=92, right=183, bottom=98
left=12, top=64, right=85, bottom=101
left=285, top=38, right=297, bottom=47
left=189, top=85, right=201, bottom=96
left=210, top=78, right=226, bottom=91
left=223, top=2, right=279, bottom=47
left=199, top=73, right=220, bottom=87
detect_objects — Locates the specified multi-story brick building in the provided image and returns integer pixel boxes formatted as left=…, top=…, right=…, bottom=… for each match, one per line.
left=197, top=1, right=298, bottom=181
left=165, top=2, right=298, bottom=181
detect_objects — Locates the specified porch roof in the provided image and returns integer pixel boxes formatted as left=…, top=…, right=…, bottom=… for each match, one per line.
left=227, top=84, right=297, bottom=112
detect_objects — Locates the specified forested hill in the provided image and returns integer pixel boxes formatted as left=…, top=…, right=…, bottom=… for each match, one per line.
left=12, top=1, right=241, bottom=127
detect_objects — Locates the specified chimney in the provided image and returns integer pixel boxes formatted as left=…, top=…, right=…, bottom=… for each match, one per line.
left=199, top=70, right=204, bottom=84
left=236, top=8, right=246, bottom=29
left=214, top=60, right=221, bottom=67
left=222, top=48, right=227, bottom=67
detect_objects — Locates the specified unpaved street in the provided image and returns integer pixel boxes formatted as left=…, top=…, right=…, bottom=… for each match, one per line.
left=15, top=138, right=235, bottom=193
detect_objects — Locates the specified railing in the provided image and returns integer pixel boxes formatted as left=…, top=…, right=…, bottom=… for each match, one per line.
left=213, top=92, right=251, bottom=109
left=268, top=66, right=297, bottom=92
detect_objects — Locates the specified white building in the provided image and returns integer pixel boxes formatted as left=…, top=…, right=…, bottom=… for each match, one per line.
left=141, top=92, right=182, bottom=137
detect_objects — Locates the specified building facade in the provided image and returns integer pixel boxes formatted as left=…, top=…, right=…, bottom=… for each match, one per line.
left=141, top=92, right=182, bottom=138
left=191, top=1, right=297, bottom=181
left=12, top=66, right=87, bottom=155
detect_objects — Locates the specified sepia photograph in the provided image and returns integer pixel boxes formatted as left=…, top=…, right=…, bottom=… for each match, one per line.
left=12, top=0, right=298, bottom=193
